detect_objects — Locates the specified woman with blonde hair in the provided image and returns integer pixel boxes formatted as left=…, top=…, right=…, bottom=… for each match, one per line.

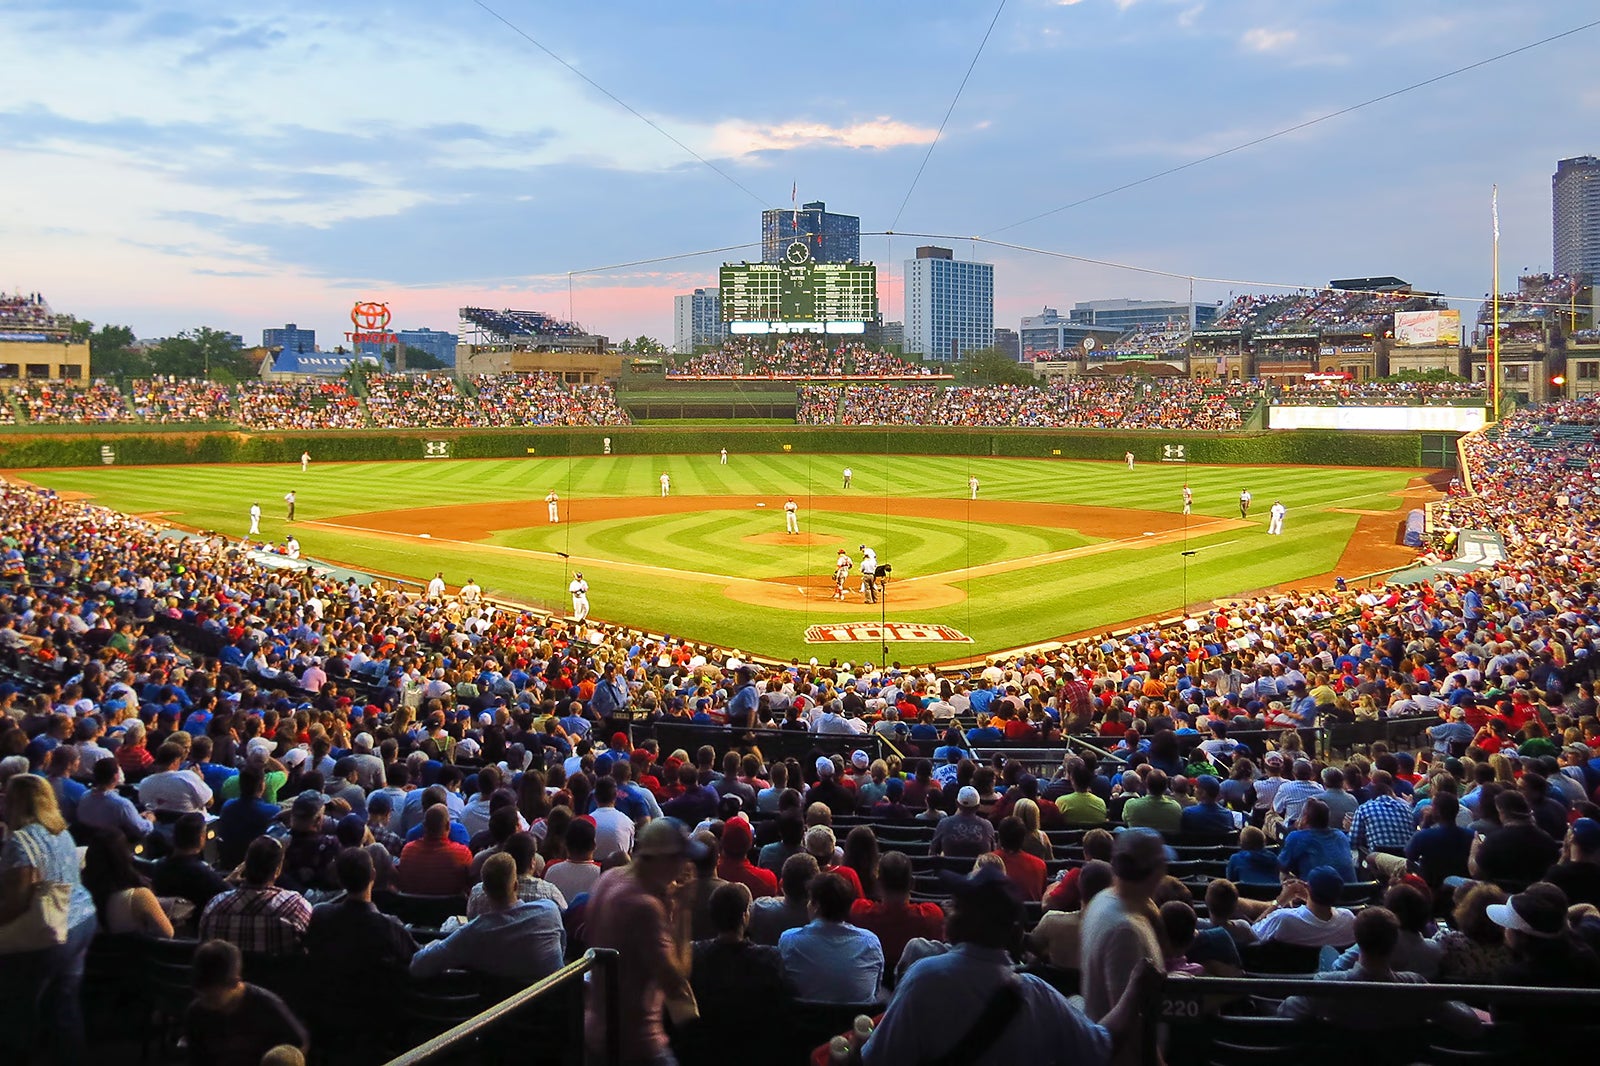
left=0, top=774, right=100, bottom=1064
left=1013, top=798, right=1055, bottom=861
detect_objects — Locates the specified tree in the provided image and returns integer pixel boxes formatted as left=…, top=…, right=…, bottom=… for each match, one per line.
left=957, top=346, right=1033, bottom=386
left=145, top=327, right=253, bottom=380
left=394, top=345, right=449, bottom=371
left=88, top=324, right=148, bottom=379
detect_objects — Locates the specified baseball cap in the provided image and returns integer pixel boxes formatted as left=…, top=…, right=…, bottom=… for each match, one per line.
left=720, top=817, right=754, bottom=856
left=851, top=750, right=869, bottom=770
left=1305, top=866, right=1344, bottom=906
left=957, top=786, right=981, bottom=808
left=815, top=756, right=835, bottom=777
left=291, top=790, right=324, bottom=819
left=804, top=825, right=836, bottom=858
left=1571, top=818, right=1600, bottom=851
left=1487, top=884, right=1568, bottom=939
left=282, top=748, right=309, bottom=769
left=336, top=813, right=368, bottom=847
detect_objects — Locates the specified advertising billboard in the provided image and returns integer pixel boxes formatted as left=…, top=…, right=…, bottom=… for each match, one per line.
left=1267, top=406, right=1485, bottom=433
left=1394, top=309, right=1462, bottom=347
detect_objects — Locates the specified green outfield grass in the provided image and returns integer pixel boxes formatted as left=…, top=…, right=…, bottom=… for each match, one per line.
left=23, top=454, right=1423, bottom=663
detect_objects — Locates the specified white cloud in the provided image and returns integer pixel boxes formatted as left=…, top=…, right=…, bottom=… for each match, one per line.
left=1241, top=26, right=1298, bottom=53
left=1176, top=4, right=1204, bottom=29
left=708, top=117, right=938, bottom=157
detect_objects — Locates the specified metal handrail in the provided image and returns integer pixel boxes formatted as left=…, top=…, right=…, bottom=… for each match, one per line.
left=381, top=948, right=621, bottom=1066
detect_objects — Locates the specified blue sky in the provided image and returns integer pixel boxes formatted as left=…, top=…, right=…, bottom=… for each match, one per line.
left=3, top=0, right=1597, bottom=346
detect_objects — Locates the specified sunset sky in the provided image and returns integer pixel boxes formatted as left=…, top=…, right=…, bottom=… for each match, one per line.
left=4, top=0, right=1598, bottom=347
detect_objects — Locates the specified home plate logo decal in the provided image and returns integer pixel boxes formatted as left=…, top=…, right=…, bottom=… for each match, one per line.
left=804, top=622, right=974, bottom=644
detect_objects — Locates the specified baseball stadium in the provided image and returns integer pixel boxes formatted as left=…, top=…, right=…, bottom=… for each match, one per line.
left=13, top=4, right=1600, bottom=1064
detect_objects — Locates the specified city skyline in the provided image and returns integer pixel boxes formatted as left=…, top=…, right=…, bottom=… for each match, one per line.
left=4, top=0, right=1599, bottom=348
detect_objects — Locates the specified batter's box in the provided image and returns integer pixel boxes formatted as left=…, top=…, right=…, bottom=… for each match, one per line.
left=804, top=622, right=974, bottom=644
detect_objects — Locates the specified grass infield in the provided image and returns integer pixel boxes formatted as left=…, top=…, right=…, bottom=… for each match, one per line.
left=21, top=453, right=1430, bottom=664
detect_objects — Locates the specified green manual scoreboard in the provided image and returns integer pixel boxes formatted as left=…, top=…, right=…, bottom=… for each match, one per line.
left=720, top=241, right=877, bottom=334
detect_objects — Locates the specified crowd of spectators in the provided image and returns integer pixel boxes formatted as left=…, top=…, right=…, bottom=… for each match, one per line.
left=7, top=387, right=1600, bottom=1060
left=1276, top=380, right=1487, bottom=406
left=13, top=382, right=130, bottom=423
left=469, top=372, right=630, bottom=427
left=1105, top=324, right=1190, bottom=358
left=0, top=292, right=68, bottom=333
left=126, top=378, right=235, bottom=423
left=800, top=377, right=1251, bottom=429
left=1211, top=289, right=1447, bottom=336
left=671, top=339, right=927, bottom=378
left=234, top=381, right=367, bottom=431
left=364, top=374, right=475, bottom=429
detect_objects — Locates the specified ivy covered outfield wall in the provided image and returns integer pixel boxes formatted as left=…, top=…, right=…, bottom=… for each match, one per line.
left=0, top=424, right=1437, bottom=469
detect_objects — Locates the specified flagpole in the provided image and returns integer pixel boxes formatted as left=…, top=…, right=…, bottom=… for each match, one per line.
left=1491, top=185, right=1500, bottom=422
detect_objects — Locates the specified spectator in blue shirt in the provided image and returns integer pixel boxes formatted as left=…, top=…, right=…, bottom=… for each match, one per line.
left=1225, top=826, right=1282, bottom=885
left=1428, top=708, right=1475, bottom=754
left=1181, top=776, right=1242, bottom=835
left=1277, top=799, right=1356, bottom=882
left=1405, top=793, right=1474, bottom=888
left=965, top=714, right=1004, bottom=745
left=216, top=767, right=280, bottom=867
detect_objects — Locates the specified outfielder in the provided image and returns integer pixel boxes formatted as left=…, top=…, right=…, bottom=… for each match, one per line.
left=1239, top=489, right=1252, bottom=519
left=569, top=571, right=590, bottom=621
left=248, top=502, right=261, bottom=535
left=546, top=490, right=560, bottom=523
left=300, top=450, right=310, bottom=473
left=659, top=472, right=670, bottom=497
left=1124, top=450, right=1135, bottom=471
left=842, top=466, right=853, bottom=489
left=784, top=497, right=799, bottom=534
left=1268, top=500, right=1286, bottom=535
left=832, top=549, right=852, bottom=600
left=719, top=447, right=728, bottom=465
left=969, top=475, right=980, bottom=500
left=1182, top=486, right=1193, bottom=515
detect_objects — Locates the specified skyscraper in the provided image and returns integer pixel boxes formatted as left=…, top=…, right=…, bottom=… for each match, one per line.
left=903, top=246, right=994, bottom=361
left=262, top=323, right=315, bottom=352
left=761, top=201, right=860, bottom=264
left=673, top=289, right=725, bottom=354
left=397, top=327, right=459, bottom=367
left=1554, top=156, right=1600, bottom=279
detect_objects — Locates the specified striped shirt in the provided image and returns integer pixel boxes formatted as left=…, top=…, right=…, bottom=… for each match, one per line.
left=199, top=885, right=312, bottom=956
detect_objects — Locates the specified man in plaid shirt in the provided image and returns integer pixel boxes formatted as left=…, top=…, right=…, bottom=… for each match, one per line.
left=200, top=836, right=312, bottom=956
left=1349, top=770, right=1415, bottom=879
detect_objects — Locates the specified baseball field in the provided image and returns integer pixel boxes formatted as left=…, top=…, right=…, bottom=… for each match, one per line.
left=21, top=453, right=1436, bottom=664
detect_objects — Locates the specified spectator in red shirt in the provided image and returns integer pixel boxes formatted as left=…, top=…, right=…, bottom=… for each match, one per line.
left=992, top=816, right=1047, bottom=901
left=849, top=852, right=944, bottom=973
left=715, top=817, right=777, bottom=898
left=397, top=804, right=471, bottom=895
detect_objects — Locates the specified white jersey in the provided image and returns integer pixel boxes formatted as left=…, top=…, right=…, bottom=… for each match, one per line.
left=860, top=549, right=878, bottom=574
left=569, top=578, right=589, bottom=597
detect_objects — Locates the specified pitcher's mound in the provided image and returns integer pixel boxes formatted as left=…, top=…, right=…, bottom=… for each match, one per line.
left=742, top=531, right=845, bottom=547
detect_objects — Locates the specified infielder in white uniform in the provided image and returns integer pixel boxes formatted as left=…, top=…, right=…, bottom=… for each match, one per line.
left=832, top=549, right=852, bottom=600
left=1268, top=500, right=1286, bottom=535
left=1239, top=489, right=1252, bottom=518
left=248, top=502, right=261, bottom=535
left=300, top=451, right=310, bottom=473
left=842, top=466, right=852, bottom=489
left=546, top=490, right=560, bottom=523
left=284, top=491, right=296, bottom=521
left=1125, top=450, right=1135, bottom=471
left=784, top=497, right=799, bottom=534
left=569, top=572, right=590, bottom=621
left=719, top=448, right=727, bottom=465
left=1182, top=486, right=1193, bottom=515
left=969, top=475, right=980, bottom=500
left=659, top=472, right=670, bottom=497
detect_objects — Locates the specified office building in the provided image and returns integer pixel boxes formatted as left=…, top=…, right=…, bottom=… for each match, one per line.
left=762, top=201, right=860, bottom=264
left=878, top=321, right=905, bottom=350
left=904, top=247, right=994, bottom=361
left=397, top=327, right=459, bottom=366
left=673, top=289, right=725, bottom=354
left=1019, top=307, right=1123, bottom=359
left=994, top=328, right=1019, bottom=361
left=263, top=323, right=315, bottom=353
left=1554, top=156, right=1600, bottom=279
left=1069, top=298, right=1216, bottom=330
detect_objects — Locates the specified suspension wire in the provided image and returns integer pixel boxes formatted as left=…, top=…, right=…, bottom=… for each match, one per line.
left=889, top=0, right=1009, bottom=230
left=978, top=17, right=1600, bottom=237
left=471, top=0, right=771, bottom=208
